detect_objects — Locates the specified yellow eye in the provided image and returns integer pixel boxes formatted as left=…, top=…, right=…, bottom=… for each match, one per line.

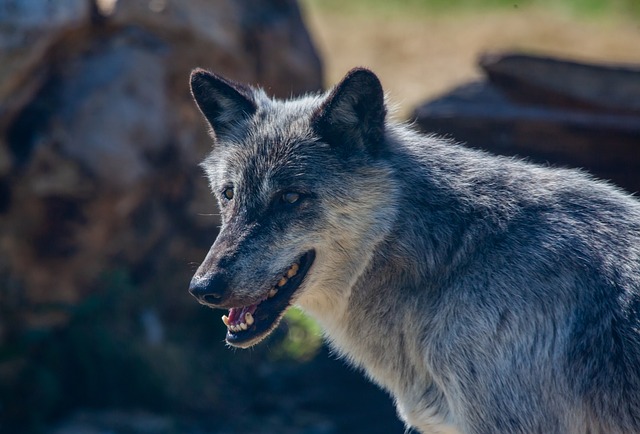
left=282, top=192, right=300, bottom=204
left=223, top=187, right=234, bottom=200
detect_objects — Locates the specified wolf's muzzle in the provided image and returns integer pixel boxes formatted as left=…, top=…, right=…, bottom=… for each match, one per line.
left=189, top=273, right=228, bottom=305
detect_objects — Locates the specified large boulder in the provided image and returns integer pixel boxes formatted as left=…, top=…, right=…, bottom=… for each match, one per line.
left=0, top=0, right=93, bottom=136
left=0, top=0, right=322, bottom=333
left=0, top=10, right=323, bottom=427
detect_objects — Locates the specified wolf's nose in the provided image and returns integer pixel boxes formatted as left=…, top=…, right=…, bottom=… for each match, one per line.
left=189, top=274, right=228, bottom=304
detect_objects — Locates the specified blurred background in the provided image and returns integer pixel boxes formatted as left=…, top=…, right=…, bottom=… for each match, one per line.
left=0, top=0, right=638, bottom=433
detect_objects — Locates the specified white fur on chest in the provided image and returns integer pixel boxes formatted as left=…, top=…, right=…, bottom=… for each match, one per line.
left=298, top=297, right=461, bottom=434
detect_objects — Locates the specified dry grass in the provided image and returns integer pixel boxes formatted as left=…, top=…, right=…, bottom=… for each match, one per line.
left=301, top=4, right=640, bottom=118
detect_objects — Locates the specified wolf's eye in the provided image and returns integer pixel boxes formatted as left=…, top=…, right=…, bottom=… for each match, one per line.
left=281, top=192, right=300, bottom=204
left=222, top=187, right=234, bottom=200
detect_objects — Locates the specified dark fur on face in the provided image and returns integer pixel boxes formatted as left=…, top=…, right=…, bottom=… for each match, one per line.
left=189, top=68, right=394, bottom=348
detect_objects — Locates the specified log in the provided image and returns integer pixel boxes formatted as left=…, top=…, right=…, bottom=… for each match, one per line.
left=413, top=81, right=640, bottom=194
left=479, top=52, right=640, bottom=115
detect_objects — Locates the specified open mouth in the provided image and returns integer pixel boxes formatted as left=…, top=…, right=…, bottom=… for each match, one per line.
left=222, top=250, right=315, bottom=348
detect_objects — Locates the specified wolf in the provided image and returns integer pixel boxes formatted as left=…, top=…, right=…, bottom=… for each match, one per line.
left=187, top=67, right=640, bottom=434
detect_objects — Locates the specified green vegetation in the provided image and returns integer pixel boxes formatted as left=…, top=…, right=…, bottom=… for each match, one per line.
left=0, top=267, right=328, bottom=432
left=274, top=308, right=323, bottom=362
left=303, top=0, right=640, bottom=18
left=0, top=270, right=175, bottom=431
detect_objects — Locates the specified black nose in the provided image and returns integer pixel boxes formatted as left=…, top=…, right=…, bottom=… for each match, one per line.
left=189, top=274, right=228, bottom=304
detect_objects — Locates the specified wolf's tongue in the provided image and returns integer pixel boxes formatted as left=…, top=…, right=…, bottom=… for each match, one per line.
left=228, top=304, right=258, bottom=325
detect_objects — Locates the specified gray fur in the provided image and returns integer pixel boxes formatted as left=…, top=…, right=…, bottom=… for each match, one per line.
left=189, top=67, right=640, bottom=434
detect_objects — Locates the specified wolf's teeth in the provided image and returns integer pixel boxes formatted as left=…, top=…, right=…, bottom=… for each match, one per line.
left=287, top=263, right=299, bottom=278
left=269, top=288, right=278, bottom=298
left=221, top=315, right=230, bottom=326
left=278, top=276, right=288, bottom=287
left=245, top=312, right=254, bottom=325
left=240, top=322, right=248, bottom=331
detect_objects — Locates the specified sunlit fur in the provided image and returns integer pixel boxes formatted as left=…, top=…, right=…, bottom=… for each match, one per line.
left=190, top=68, right=640, bottom=433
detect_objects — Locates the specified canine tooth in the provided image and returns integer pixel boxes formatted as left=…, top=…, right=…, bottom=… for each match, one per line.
left=240, top=322, right=248, bottom=331
left=287, top=263, right=299, bottom=278
left=245, top=312, right=254, bottom=325
left=221, top=315, right=230, bottom=326
left=278, top=276, right=288, bottom=287
left=269, top=288, right=278, bottom=298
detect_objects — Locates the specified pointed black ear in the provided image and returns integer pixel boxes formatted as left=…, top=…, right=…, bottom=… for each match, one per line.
left=190, top=69, right=257, bottom=140
left=312, top=68, right=386, bottom=156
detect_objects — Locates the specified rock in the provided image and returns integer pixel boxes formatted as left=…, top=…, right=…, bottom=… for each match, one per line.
left=0, top=0, right=324, bottom=428
left=239, top=0, right=324, bottom=97
left=105, top=0, right=323, bottom=96
left=52, top=31, right=170, bottom=189
left=0, top=0, right=322, bottom=329
left=0, top=0, right=93, bottom=132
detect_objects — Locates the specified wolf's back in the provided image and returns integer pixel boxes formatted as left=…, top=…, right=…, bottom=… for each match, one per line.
left=382, top=125, right=640, bottom=432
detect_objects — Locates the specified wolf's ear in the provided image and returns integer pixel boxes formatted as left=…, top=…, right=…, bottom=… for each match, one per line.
left=190, top=69, right=257, bottom=140
left=312, top=67, right=386, bottom=156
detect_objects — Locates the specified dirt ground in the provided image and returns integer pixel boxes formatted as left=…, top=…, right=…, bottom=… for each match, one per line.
left=301, top=4, right=640, bottom=118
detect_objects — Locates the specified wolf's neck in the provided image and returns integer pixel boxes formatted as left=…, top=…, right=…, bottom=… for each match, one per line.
left=301, top=232, right=450, bottom=420
left=298, top=131, right=506, bottom=389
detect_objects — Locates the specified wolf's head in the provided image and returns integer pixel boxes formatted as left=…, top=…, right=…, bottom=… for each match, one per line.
left=188, top=68, right=398, bottom=348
